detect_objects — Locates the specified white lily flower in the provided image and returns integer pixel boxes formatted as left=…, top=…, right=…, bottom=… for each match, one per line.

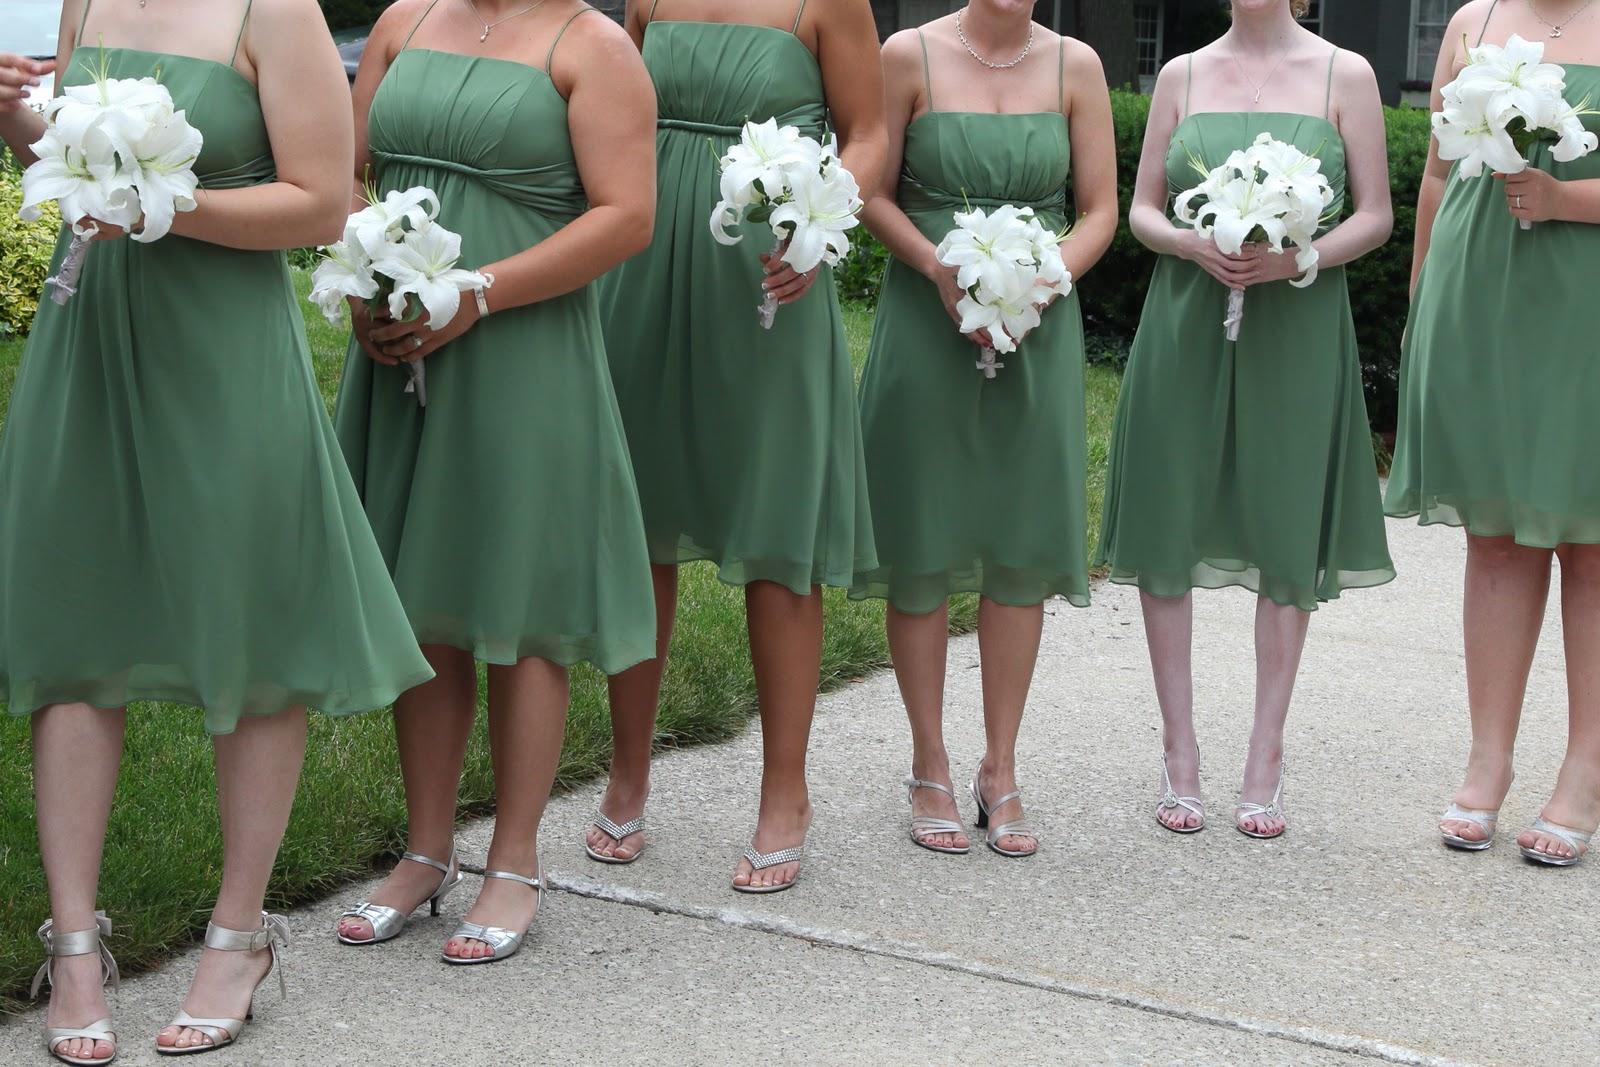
left=21, top=126, right=141, bottom=235
left=369, top=221, right=490, bottom=330
left=769, top=162, right=863, bottom=273
left=1447, top=35, right=1567, bottom=126
left=308, top=239, right=378, bottom=325
left=1433, top=94, right=1529, bottom=177
left=936, top=205, right=1039, bottom=295
left=127, top=108, right=203, bottom=242
left=349, top=186, right=440, bottom=260
left=718, top=118, right=812, bottom=211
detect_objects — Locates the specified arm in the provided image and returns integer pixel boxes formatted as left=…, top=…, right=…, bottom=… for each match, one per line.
left=1411, top=3, right=1478, bottom=293
left=370, top=13, right=657, bottom=362
left=350, top=0, right=415, bottom=209
left=623, top=0, right=648, bottom=50
left=0, top=0, right=76, bottom=163
left=1059, top=38, right=1116, bottom=282
left=167, top=0, right=354, bottom=250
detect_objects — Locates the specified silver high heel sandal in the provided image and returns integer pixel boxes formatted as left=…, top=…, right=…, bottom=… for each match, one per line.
left=1520, top=818, right=1593, bottom=867
left=905, top=777, right=970, bottom=855
left=337, top=849, right=463, bottom=945
left=1155, top=755, right=1205, bottom=834
left=732, top=843, right=805, bottom=894
left=1235, top=767, right=1287, bottom=840
left=585, top=812, right=646, bottom=865
left=970, top=775, right=1037, bottom=858
left=33, top=913, right=119, bottom=1067
left=1440, top=803, right=1500, bottom=851
left=155, top=912, right=288, bottom=1057
left=442, top=867, right=543, bottom=965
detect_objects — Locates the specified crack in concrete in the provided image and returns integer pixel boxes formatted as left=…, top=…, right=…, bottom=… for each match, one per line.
left=532, top=868, right=1481, bottom=1067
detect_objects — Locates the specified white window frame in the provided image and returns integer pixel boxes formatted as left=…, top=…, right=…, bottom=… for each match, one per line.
left=1409, top=0, right=1467, bottom=81
left=1134, top=0, right=1165, bottom=93
left=1299, top=0, right=1326, bottom=36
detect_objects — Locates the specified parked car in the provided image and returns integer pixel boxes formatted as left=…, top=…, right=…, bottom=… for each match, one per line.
left=333, top=26, right=368, bottom=82
left=2, top=0, right=61, bottom=109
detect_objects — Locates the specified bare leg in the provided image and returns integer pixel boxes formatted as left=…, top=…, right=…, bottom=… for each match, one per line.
left=1237, top=597, right=1310, bottom=836
left=446, top=657, right=568, bottom=959
left=336, top=646, right=477, bottom=942
left=1518, top=544, right=1600, bottom=861
left=159, top=706, right=308, bottom=1051
left=1441, top=535, right=1552, bottom=844
left=732, top=581, right=820, bottom=890
left=33, top=703, right=125, bottom=1064
left=888, top=601, right=968, bottom=851
left=974, top=598, right=1044, bottom=855
left=590, top=563, right=678, bottom=861
left=1141, top=591, right=1202, bottom=830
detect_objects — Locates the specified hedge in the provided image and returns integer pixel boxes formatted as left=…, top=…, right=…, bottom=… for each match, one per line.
left=0, top=154, right=58, bottom=340
left=836, top=90, right=1432, bottom=432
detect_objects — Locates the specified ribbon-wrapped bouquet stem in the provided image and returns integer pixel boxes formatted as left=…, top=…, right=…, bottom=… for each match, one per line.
left=18, top=48, right=203, bottom=304
left=1432, top=34, right=1598, bottom=230
left=1174, top=132, right=1335, bottom=341
left=308, top=183, right=491, bottom=408
left=933, top=204, right=1072, bottom=378
left=709, top=119, right=863, bottom=330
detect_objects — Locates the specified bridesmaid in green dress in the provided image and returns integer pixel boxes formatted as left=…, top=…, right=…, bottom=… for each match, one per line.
left=331, top=0, right=658, bottom=959
left=852, top=3, right=1117, bottom=858
left=586, top=0, right=886, bottom=893
left=1096, top=0, right=1394, bottom=840
left=0, top=1, right=432, bottom=1060
left=1389, top=0, right=1600, bottom=868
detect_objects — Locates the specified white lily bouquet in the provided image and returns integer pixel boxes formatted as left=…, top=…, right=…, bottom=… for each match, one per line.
left=18, top=49, right=202, bottom=305
left=933, top=204, right=1072, bottom=379
left=1433, top=34, right=1598, bottom=230
left=1174, top=133, right=1334, bottom=341
left=709, top=118, right=863, bottom=330
left=308, top=184, right=491, bottom=408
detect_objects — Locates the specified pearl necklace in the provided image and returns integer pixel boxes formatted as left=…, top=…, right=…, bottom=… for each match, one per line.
left=955, top=7, right=1034, bottom=71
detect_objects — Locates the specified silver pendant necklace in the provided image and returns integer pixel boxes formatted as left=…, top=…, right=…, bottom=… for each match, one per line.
left=1230, top=40, right=1292, bottom=105
left=1533, top=0, right=1597, bottom=38
left=462, top=0, right=551, bottom=43
left=955, top=7, right=1034, bottom=71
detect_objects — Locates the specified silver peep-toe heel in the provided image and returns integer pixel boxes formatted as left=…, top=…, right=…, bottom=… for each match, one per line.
left=156, top=913, right=288, bottom=1057
left=906, top=777, right=970, bottom=854
left=34, top=913, right=120, bottom=1066
left=337, top=849, right=463, bottom=946
left=442, top=867, right=543, bottom=965
left=970, top=775, right=1038, bottom=858
left=1520, top=817, right=1593, bottom=867
left=1440, top=803, right=1500, bottom=851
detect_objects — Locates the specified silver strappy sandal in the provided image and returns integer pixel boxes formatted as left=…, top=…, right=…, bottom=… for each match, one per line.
left=1440, top=803, right=1499, bottom=851
left=585, top=813, right=646, bottom=865
left=155, top=912, right=288, bottom=1057
left=905, top=777, right=970, bottom=854
left=1236, top=768, right=1287, bottom=840
left=33, top=913, right=119, bottom=1066
left=442, top=867, right=543, bottom=965
left=1156, top=754, right=1206, bottom=834
left=337, top=849, right=463, bottom=945
left=970, top=775, right=1037, bottom=858
left=1520, top=817, right=1593, bottom=867
left=732, top=844, right=805, bottom=894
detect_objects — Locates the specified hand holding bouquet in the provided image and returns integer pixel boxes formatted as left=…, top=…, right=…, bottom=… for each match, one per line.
left=1432, top=34, right=1598, bottom=230
left=709, top=119, right=863, bottom=330
left=18, top=48, right=202, bottom=304
left=308, top=184, right=492, bottom=408
left=933, top=204, right=1072, bottom=379
left=1174, top=132, right=1334, bottom=341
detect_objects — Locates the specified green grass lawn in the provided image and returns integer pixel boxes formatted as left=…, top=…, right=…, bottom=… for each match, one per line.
left=0, top=274, right=1120, bottom=1000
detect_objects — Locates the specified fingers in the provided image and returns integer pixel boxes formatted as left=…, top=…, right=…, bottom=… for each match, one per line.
left=766, top=267, right=818, bottom=306
left=369, top=316, right=426, bottom=345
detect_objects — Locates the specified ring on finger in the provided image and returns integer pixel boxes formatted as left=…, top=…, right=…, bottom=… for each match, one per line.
left=1515, top=194, right=1524, bottom=209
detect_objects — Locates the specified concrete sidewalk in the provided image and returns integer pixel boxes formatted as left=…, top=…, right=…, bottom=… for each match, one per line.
left=3, top=516, right=1593, bottom=1066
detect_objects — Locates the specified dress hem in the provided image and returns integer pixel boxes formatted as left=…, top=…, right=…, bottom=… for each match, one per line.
left=1094, top=558, right=1397, bottom=612
left=1384, top=495, right=1600, bottom=550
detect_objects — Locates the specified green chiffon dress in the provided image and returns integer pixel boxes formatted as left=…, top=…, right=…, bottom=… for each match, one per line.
left=852, top=35, right=1089, bottom=615
left=1387, top=18, right=1600, bottom=544
left=1095, top=64, right=1394, bottom=610
left=0, top=41, right=433, bottom=733
left=333, top=8, right=656, bottom=674
left=597, top=3, right=876, bottom=594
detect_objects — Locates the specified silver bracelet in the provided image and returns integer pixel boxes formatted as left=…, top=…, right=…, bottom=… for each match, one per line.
left=474, top=272, right=495, bottom=319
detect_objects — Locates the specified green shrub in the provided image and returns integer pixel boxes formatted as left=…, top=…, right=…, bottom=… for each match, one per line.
left=0, top=154, right=59, bottom=341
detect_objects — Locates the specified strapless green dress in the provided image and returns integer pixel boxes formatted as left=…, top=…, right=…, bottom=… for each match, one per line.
left=1387, top=64, right=1600, bottom=546
left=853, top=109, right=1089, bottom=614
left=597, top=20, right=876, bottom=594
left=1095, top=111, right=1394, bottom=609
left=334, top=45, right=656, bottom=674
left=0, top=48, right=433, bottom=733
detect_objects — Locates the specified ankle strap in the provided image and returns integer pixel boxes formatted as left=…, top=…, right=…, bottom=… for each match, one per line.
left=204, top=912, right=290, bottom=953
left=401, top=850, right=455, bottom=876
left=905, top=777, right=956, bottom=800
left=36, top=913, right=111, bottom=958
left=483, top=869, right=542, bottom=890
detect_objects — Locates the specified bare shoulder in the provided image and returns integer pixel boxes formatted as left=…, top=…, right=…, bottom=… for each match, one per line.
left=809, top=0, right=880, bottom=31
left=881, top=28, right=924, bottom=70
left=246, top=0, right=337, bottom=32
left=1331, top=45, right=1380, bottom=94
left=557, top=4, right=640, bottom=63
left=1453, top=0, right=1497, bottom=33
left=1058, top=34, right=1107, bottom=78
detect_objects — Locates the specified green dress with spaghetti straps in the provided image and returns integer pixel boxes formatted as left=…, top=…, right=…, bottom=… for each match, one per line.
left=0, top=2, right=434, bottom=733
left=333, top=4, right=656, bottom=673
left=851, top=32, right=1090, bottom=614
left=1094, top=52, right=1394, bottom=609
left=595, top=0, right=877, bottom=594
left=1387, top=0, right=1600, bottom=545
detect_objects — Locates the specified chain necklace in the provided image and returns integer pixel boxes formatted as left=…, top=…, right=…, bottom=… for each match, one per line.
left=954, top=8, right=1034, bottom=70
left=1532, top=0, right=1597, bottom=38
left=1230, top=39, right=1293, bottom=105
left=462, top=0, right=551, bottom=42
